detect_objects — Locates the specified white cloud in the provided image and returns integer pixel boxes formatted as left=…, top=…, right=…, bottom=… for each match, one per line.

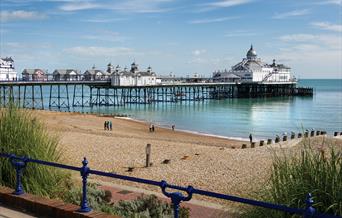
left=64, top=46, right=137, bottom=57
left=279, top=33, right=341, bottom=48
left=317, top=0, right=342, bottom=5
left=224, top=30, right=257, bottom=37
left=275, top=33, right=342, bottom=78
left=59, top=0, right=174, bottom=13
left=311, top=22, right=342, bottom=32
left=273, top=9, right=310, bottom=19
left=59, top=2, right=102, bottom=11
left=0, top=10, right=46, bottom=22
left=80, top=31, right=126, bottom=42
left=192, top=49, right=206, bottom=56
left=81, top=18, right=127, bottom=23
left=204, top=0, right=252, bottom=8
left=188, top=16, right=238, bottom=24
left=196, top=0, right=252, bottom=12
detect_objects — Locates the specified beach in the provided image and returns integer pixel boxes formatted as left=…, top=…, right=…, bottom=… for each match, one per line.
left=32, top=110, right=341, bottom=207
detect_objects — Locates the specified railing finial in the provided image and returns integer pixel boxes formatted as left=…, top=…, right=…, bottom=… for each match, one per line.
left=78, top=157, right=91, bottom=213
left=304, top=193, right=315, bottom=218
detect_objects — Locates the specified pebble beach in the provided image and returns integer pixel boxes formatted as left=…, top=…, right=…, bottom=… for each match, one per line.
left=32, top=110, right=342, bottom=207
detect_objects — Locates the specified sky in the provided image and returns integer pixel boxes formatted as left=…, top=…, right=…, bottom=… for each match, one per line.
left=0, top=0, right=341, bottom=79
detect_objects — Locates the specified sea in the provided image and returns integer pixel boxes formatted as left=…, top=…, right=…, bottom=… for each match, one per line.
left=90, top=79, right=342, bottom=141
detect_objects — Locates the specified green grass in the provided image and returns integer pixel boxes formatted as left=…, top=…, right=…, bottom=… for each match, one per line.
left=242, top=138, right=342, bottom=217
left=0, top=104, right=71, bottom=198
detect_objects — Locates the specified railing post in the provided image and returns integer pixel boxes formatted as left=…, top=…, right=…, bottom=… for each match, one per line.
left=160, top=180, right=193, bottom=218
left=304, top=193, right=315, bottom=218
left=10, top=155, right=27, bottom=195
left=78, top=157, right=91, bottom=212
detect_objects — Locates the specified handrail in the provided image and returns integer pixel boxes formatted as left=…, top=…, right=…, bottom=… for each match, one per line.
left=0, top=153, right=339, bottom=218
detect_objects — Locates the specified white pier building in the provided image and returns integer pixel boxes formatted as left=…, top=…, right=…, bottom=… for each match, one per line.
left=0, top=57, right=17, bottom=81
left=213, top=45, right=295, bottom=83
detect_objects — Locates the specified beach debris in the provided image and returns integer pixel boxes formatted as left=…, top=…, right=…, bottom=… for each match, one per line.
left=162, top=159, right=171, bottom=164
left=267, top=139, right=272, bottom=145
left=259, top=140, right=264, bottom=146
left=251, top=142, right=256, bottom=148
left=127, top=167, right=134, bottom=172
left=219, top=147, right=224, bottom=150
left=195, top=153, right=200, bottom=155
left=291, top=132, right=296, bottom=139
left=310, top=130, right=315, bottom=137
left=241, top=144, right=247, bottom=149
left=181, top=155, right=189, bottom=160
left=298, top=133, right=303, bottom=138
left=145, top=144, right=152, bottom=168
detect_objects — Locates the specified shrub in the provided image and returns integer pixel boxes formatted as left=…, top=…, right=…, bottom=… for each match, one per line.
left=0, top=105, right=71, bottom=198
left=242, top=139, right=342, bottom=217
left=64, top=183, right=190, bottom=218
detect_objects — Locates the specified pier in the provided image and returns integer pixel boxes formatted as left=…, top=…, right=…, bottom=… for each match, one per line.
left=0, top=80, right=313, bottom=111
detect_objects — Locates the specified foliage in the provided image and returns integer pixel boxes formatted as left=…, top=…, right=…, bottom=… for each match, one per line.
left=64, top=183, right=190, bottom=218
left=0, top=104, right=71, bottom=198
left=242, top=139, right=342, bottom=217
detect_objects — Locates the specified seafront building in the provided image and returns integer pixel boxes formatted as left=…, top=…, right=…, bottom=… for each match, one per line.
left=0, top=57, right=17, bottom=81
left=213, top=45, right=294, bottom=83
left=52, top=69, right=80, bottom=81
left=111, top=62, right=157, bottom=86
left=83, top=65, right=110, bottom=81
left=22, top=69, right=47, bottom=81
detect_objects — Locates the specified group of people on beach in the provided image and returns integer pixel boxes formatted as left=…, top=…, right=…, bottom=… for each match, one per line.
left=104, top=121, right=112, bottom=131
left=149, top=124, right=155, bottom=132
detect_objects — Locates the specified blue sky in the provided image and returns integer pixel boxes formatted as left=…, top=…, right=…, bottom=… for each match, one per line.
left=0, top=0, right=341, bottom=78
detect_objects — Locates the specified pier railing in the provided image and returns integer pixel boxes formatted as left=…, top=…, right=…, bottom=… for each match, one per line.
left=0, top=153, right=339, bottom=218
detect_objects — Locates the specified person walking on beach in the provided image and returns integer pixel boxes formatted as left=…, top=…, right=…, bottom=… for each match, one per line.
left=104, top=121, right=107, bottom=130
left=171, top=125, right=175, bottom=131
left=152, top=125, right=155, bottom=132
left=109, top=121, right=112, bottom=131
left=249, top=133, right=253, bottom=143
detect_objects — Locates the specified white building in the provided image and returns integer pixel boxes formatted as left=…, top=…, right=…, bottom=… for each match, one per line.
left=213, top=45, right=295, bottom=83
left=0, top=57, right=17, bottom=81
left=111, top=62, right=157, bottom=86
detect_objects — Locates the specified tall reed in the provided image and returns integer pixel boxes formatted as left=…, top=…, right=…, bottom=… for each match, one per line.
left=243, top=139, right=342, bottom=217
left=0, top=104, right=70, bottom=198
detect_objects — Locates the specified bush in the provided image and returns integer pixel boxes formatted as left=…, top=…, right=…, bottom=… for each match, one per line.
left=64, top=183, right=190, bottom=218
left=0, top=105, right=71, bottom=198
left=242, top=140, right=342, bottom=217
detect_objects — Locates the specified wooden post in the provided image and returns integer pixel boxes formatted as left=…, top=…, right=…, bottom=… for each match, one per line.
left=145, top=144, right=151, bottom=167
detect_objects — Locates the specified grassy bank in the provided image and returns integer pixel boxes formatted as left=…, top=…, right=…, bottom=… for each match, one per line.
left=243, top=138, right=342, bottom=217
left=0, top=105, right=70, bottom=198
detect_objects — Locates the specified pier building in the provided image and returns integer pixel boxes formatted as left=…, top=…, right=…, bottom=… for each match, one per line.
left=213, top=45, right=294, bottom=83
left=0, top=57, right=17, bottom=81
left=111, top=62, right=157, bottom=86
left=22, top=69, right=47, bottom=81
left=52, top=69, right=80, bottom=81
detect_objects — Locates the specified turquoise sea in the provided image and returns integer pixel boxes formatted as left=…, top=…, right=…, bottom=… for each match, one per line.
left=92, top=79, right=342, bottom=140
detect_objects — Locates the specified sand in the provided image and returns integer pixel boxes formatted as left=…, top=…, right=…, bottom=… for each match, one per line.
left=31, top=110, right=342, bottom=207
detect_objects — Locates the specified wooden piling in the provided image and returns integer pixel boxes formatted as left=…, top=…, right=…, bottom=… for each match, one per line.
left=145, top=144, right=151, bottom=167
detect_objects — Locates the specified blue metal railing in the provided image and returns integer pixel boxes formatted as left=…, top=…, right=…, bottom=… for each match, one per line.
left=0, top=153, right=340, bottom=218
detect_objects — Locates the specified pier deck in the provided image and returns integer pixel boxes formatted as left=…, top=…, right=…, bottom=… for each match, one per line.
left=0, top=80, right=313, bottom=111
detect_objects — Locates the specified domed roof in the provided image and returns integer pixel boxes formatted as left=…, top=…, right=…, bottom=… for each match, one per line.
left=246, top=45, right=257, bottom=59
